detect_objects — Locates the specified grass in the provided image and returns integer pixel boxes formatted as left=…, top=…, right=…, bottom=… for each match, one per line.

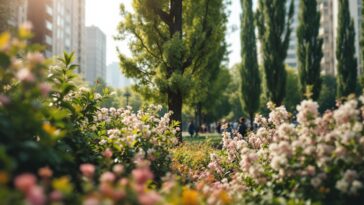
left=182, top=132, right=222, bottom=146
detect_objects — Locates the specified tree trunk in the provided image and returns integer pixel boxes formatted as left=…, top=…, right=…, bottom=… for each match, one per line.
left=249, top=112, right=254, bottom=131
left=168, top=90, right=183, bottom=142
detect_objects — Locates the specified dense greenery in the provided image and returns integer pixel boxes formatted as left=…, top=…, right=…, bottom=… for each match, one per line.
left=117, top=0, right=228, bottom=141
left=256, top=0, right=294, bottom=105
left=336, top=0, right=357, bottom=97
left=297, top=0, right=323, bottom=100
left=240, top=0, right=261, bottom=127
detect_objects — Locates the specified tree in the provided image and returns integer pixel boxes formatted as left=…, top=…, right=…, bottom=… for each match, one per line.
left=187, top=42, right=227, bottom=129
left=296, top=0, right=323, bottom=100
left=284, top=67, right=301, bottom=112
left=318, top=75, right=337, bottom=113
left=336, top=0, right=357, bottom=97
left=360, top=0, right=364, bottom=75
left=117, top=0, right=227, bottom=141
left=240, top=0, right=261, bottom=127
left=256, top=0, right=294, bottom=105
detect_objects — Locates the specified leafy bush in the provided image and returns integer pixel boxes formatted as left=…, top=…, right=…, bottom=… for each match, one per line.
left=193, top=97, right=364, bottom=204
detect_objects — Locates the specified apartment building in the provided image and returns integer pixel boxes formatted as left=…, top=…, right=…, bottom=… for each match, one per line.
left=320, top=0, right=362, bottom=75
left=13, top=0, right=86, bottom=73
left=85, top=26, right=106, bottom=85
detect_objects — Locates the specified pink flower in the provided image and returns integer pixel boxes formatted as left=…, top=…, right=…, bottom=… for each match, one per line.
left=119, top=178, right=128, bottom=186
left=100, top=172, right=115, bottom=183
left=99, top=183, right=114, bottom=197
left=113, top=164, right=124, bottom=175
left=14, top=173, right=37, bottom=193
left=49, top=191, right=63, bottom=202
left=38, top=167, right=53, bottom=178
left=103, top=148, right=113, bottom=159
left=26, top=186, right=46, bottom=205
left=0, top=95, right=10, bottom=106
left=83, top=197, right=99, bottom=205
left=39, top=83, right=52, bottom=96
left=80, top=164, right=95, bottom=178
left=112, top=190, right=126, bottom=200
left=27, top=52, right=45, bottom=64
left=138, top=191, right=162, bottom=205
left=132, top=168, right=154, bottom=185
left=16, top=68, right=35, bottom=82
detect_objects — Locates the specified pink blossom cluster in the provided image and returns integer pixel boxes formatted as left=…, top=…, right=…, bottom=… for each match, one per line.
left=198, top=97, right=364, bottom=201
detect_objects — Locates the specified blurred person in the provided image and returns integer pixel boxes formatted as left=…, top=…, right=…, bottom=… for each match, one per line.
left=238, top=117, right=248, bottom=137
left=188, top=121, right=196, bottom=138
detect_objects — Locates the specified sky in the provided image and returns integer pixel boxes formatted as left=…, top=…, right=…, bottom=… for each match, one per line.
left=86, top=0, right=242, bottom=67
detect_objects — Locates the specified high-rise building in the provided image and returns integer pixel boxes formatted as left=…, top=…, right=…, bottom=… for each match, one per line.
left=10, top=0, right=86, bottom=73
left=0, top=0, right=27, bottom=32
left=286, top=0, right=300, bottom=68
left=106, top=62, right=133, bottom=88
left=85, top=26, right=106, bottom=85
left=319, top=0, right=335, bottom=75
left=320, top=0, right=362, bottom=75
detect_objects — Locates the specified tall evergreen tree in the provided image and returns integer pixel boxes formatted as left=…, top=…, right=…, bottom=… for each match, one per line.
left=336, top=0, right=357, bottom=97
left=256, top=0, right=294, bottom=105
left=297, top=0, right=323, bottom=100
left=360, top=0, right=364, bottom=85
left=240, top=0, right=261, bottom=127
left=117, top=0, right=227, bottom=141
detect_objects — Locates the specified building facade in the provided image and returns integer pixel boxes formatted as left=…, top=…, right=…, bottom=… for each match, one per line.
left=106, top=62, right=133, bottom=88
left=13, top=0, right=86, bottom=73
left=285, top=0, right=300, bottom=68
left=319, top=0, right=335, bottom=75
left=320, top=0, right=362, bottom=75
left=85, top=26, right=106, bottom=85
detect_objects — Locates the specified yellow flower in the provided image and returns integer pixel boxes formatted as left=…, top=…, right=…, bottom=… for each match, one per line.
left=182, top=188, right=200, bottom=205
left=18, top=22, right=33, bottom=39
left=219, top=191, right=231, bottom=205
left=0, top=171, right=9, bottom=184
left=52, top=176, right=73, bottom=194
left=0, top=32, right=10, bottom=50
left=42, top=122, right=58, bottom=137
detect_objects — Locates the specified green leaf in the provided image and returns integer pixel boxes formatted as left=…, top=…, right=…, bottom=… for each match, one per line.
left=0, top=52, right=11, bottom=68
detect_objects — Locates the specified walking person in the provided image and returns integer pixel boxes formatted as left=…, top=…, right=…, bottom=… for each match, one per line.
left=238, top=117, right=248, bottom=137
left=188, top=121, right=196, bottom=138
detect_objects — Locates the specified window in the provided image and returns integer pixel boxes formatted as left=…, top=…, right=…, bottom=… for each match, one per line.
left=46, top=20, right=52, bottom=31
left=46, top=5, right=52, bottom=15
left=45, top=35, right=52, bottom=45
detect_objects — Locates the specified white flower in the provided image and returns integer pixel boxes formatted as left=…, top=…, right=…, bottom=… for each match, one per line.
left=296, top=100, right=319, bottom=125
left=350, top=180, right=363, bottom=194
left=311, top=177, right=321, bottom=188
left=336, top=179, right=349, bottom=193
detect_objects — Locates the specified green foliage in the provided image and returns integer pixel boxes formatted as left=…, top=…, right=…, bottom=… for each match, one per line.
left=361, top=0, right=364, bottom=89
left=283, top=67, right=301, bottom=112
left=240, top=0, right=261, bottom=126
left=297, top=0, right=323, bottom=100
left=318, top=75, right=337, bottom=112
left=117, top=0, right=228, bottom=140
left=256, top=0, right=294, bottom=105
left=336, top=0, right=357, bottom=97
left=226, top=64, right=244, bottom=120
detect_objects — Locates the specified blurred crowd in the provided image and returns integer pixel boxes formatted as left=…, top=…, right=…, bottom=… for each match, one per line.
left=187, top=117, right=255, bottom=138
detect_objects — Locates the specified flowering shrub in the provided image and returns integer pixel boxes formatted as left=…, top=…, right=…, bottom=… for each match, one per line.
left=190, top=98, right=364, bottom=204
left=89, top=105, right=179, bottom=181
left=0, top=28, right=181, bottom=203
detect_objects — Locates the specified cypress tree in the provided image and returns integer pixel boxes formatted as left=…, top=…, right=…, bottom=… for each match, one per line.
left=240, top=0, right=261, bottom=127
left=256, top=0, right=294, bottom=105
left=360, top=0, right=364, bottom=74
left=297, top=0, right=323, bottom=100
left=336, top=0, right=357, bottom=97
